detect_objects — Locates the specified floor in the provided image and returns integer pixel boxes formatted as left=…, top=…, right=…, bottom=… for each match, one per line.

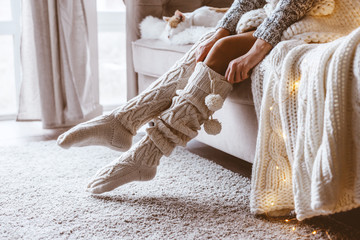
left=0, top=120, right=253, bottom=178
left=1, top=120, right=359, bottom=233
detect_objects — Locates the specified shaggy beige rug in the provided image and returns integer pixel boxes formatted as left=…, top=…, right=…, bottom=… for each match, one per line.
left=0, top=134, right=358, bottom=239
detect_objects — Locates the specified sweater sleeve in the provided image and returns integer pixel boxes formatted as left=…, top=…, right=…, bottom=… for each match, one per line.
left=253, top=0, right=316, bottom=46
left=216, top=0, right=267, bottom=34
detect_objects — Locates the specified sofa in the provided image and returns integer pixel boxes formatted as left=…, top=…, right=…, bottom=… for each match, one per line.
left=124, top=0, right=258, bottom=164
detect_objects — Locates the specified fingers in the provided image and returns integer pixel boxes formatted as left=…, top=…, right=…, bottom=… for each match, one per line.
left=242, top=69, right=250, bottom=80
left=196, top=45, right=211, bottom=63
left=196, top=40, right=215, bottom=62
left=195, top=43, right=204, bottom=62
left=225, top=66, right=230, bottom=82
left=196, top=49, right=207, bottom=62
left=236, top=70, right=241, bottom=83
left=225, top=62, right=250, bottom=84
left=225, top=64, right=235, bottom=84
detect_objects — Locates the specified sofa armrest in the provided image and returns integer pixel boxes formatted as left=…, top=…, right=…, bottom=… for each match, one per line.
left=124, top=0, right=233, bottom=99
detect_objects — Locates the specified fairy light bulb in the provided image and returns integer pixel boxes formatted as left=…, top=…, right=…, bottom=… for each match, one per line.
left=294, top=81, right=300, bottom=89
left=291, top=78, right=301, bottom=93
left=276, top=166, right=279, bottom=170
left=269, top=106, right=274, bottom=111
left=268, top=215, right=325, bottom=238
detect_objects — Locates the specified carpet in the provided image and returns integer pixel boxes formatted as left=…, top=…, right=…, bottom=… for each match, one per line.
left=0, top=133, right=358, bottom=239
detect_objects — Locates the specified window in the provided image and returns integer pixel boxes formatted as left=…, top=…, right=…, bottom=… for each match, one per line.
left=0, top=0, right=127, bottom=119
left=97, top=0, right=127, bottom=109
left=0, top=0, right=21, bottom=119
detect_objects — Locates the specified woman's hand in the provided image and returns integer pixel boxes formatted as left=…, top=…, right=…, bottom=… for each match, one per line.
left=196, top=28, right=230, bottom=62
left=225, top=38, right=273, bottom=84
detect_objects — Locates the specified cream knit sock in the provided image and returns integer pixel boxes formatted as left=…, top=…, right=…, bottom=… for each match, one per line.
left=57, top=32, right=215, bottom=151
left=86, top=62, right=232, bottom=194
left=86, top=135, right=161, bottom=194
left=147, top=62, right=233, bottom=156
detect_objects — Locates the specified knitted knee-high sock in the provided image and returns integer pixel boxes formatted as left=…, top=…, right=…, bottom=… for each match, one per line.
left=147, top=62, right=233, bottom=156
left=86, top=135, right=161, bottom=194
left=86, top=62, right=232, bottom=194
left=57, top=32, right=214, bottom=151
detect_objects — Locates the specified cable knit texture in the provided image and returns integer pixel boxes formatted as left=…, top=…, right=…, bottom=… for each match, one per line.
left=147, top=62, right=233, bottom=157
left=217, top=0, right=317, bottom=46
left=253, top=0, right=316, bottom=46
left=57, top=32, right=214, bottom=151
left=87, top=63, right=232, bottom=194
left=86, top=135, right=161, bottom=194
left=216, top=0, right=267, bottom=34
left=217, top=0, right=342, bottom=46
left=235, top=8, right=268, bottom=34
left=236, top=0, right=336, bottom=43
left=250, top=0, right=360, bottom=220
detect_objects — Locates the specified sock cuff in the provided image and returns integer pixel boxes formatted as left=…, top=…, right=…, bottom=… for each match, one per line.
left=181, top=62, right=233, bottom=115
left=205, top=64, right=233, bottom=99
left=146, top=124, right=177, bottom=157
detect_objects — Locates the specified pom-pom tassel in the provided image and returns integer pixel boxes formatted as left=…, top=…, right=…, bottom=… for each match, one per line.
left=204, top=117, right=222, bottom=135
left=205, top=94, right=224, bottom=112
left=205, top=73, right=225, bottom=112
left=203, top=72, right=224, bottom=135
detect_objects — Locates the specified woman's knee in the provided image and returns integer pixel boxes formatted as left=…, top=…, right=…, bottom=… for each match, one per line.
left=204, top=37, right=234, bottom=75
left=209, top=36, right=234, bottom=58
left=204, top=32, right=256, bottom=75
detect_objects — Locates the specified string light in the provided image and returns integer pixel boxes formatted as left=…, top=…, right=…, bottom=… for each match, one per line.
left=264, top=214, right=326, bottom=238
left=263, top=69, right=332, bottom=238
left=268, top=77, right=301, bottom=147
left=292, top=80, right=300, bottom=92
left=268, top=78, right=299, bottom=112
left=284, top=218, right=296, bottom=223
left=294, top=81, right=300, bottom=89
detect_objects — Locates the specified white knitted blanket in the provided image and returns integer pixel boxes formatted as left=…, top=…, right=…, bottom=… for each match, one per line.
left=250, top=0, right=360, bottom=220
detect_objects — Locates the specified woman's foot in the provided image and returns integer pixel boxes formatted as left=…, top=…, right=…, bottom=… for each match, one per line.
left=86, top=135, right=162, bottom=194
left=57, top=114, right=133, bottom=151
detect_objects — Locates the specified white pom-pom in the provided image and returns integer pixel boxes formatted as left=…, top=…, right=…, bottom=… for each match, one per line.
left=204, top=119, right=222, bottom=135
left=205, top=94, right=224, bottom=112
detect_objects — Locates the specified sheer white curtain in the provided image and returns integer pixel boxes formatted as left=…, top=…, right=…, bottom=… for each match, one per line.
left=18, top=0, right=102, bottom=128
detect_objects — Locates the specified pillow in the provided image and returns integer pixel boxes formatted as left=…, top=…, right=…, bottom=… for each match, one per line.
left=308, top=0, right=335, bottom=16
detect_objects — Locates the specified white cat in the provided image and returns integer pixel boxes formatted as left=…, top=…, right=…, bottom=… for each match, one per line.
left=163, top=6, right=228, bottom=39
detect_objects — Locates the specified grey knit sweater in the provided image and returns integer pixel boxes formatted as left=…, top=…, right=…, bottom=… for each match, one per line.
left=216, top=0, right=316, bottom=46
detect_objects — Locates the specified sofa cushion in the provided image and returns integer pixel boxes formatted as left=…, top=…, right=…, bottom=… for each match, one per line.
left=132, top=39, right=192, bottom=77
left=132, top=38, right=254, bottom=105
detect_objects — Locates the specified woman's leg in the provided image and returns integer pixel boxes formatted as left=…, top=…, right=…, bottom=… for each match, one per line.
left=57, top=32, right=214, bottom=151
left=146, top=32, right=257, bottom=154
left=87, top=32, right=257, bottom=194
left=205, top=31, right=256, bottom=75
